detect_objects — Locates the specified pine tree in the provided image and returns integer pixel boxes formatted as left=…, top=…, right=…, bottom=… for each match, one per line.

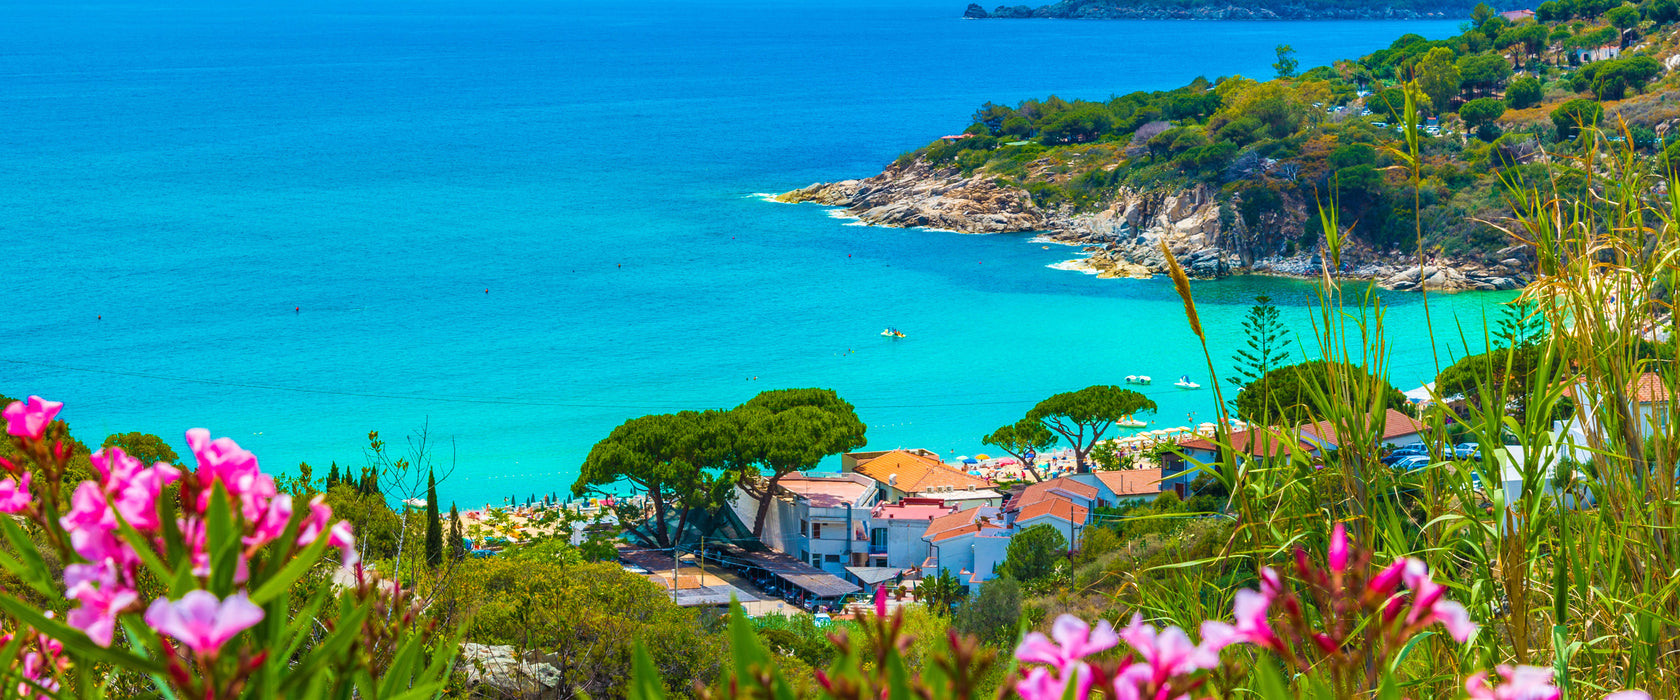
left=326, top=462, right=340, bottom=490
left=1228, top=295, right=1291, bottom=389
left=424, top=469, right=442, bottom=568
left=448, top=502, right=465, bottom=561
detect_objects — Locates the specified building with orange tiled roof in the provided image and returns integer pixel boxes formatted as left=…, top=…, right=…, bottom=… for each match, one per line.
left=919, top=507, right=1009, bottom=585
left=844, top=449, right=995, bottom=503
left=1297, top=408, right=1426, bottom=452
left=1091, top=468, right=1165, bottom=503
left=1558, top=372, right=1673, bottom=446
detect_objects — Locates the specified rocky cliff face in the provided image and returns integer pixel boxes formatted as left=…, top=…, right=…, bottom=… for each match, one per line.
left=778, top=161, right=1531, bottom=292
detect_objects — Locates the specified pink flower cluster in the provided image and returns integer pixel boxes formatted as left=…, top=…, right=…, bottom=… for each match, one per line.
left=3, top=396, right=358, bottom=658
left=1015, top=615, right=1225, bottom=700
left=1199, top=523, right=1475, bottom=673
left=1465, top=665, right=1651, bottom=700
left=2, top=624, right=67, bottom=699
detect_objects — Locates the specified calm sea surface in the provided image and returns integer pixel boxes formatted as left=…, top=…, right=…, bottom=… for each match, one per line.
left=0, top=0, right=1493, bottom=507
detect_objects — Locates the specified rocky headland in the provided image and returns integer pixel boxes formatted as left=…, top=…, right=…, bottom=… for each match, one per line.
left=777, top=160, right=1530, bottom=292
left=961, top=0, right=1477, bottom=20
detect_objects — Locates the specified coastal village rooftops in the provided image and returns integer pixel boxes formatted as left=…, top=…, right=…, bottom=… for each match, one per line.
left=1016, top=497, right=1088, bottom=525
left=1297, top=408, right=1426, bottom=447
left=1179, top=427, right=1313, bottom=458
left=1565, top=372, right=1672, bottom=405
left=1092, top=468, right=1165, bottom=499
left=1499, top=8, right=1534, bottom=21
left=852, top=449, right=992, bottom=494
left=1007, top=476, right=1098, bottom=511
left=872, top=497, right=958, bottom=521
left=775, top=472, right=875, bottom=508
left=922, top=506, right=1005, bottom=542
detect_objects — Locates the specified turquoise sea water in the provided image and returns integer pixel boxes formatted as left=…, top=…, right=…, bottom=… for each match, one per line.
left=1, top=0, right=1500, bottom=508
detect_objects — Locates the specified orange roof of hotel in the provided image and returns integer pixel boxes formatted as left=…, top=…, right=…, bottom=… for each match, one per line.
left=1297, top=409, right=1425, bottom=447
left=1016, top=497, right=1087, bottom=525
left=1093, top=468, right=1164, bottom=497
left=855, top=450, right=992, bottom=493
left=1178, top=427, right=1312, bottom=457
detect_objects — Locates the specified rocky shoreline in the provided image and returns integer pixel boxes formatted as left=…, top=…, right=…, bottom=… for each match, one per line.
left=776, top=161, right=1530, bottom=292
left=961, top=1, right=1471, bottom=20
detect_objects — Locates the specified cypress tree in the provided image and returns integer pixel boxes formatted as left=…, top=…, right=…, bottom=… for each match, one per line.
left=448, top=503, right=465, bottom=561
left=326, top=462, right=340, bottom=489
left=424, top=469, right=442, bottom=568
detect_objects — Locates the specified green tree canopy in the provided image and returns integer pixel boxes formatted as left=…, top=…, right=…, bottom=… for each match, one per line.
left=1274, top=44, right=1299, bottom=79
left=1235, top=360, right=1409, bottom=426
left=100, top=431, right=179, bottom=465
left=1027, top=386, right=1158, bottom=473
left=1551, top=98, right=1604, bottom=141
left=1606, top=3, right=1641, bottom=29
left=1416, top=47, right=1463, bottom=113
left=953, top=575, right=1022, bottom=646
left=1228, top=294, right=1292, bottom=391
left=573, top=409, right=739, bottom=548
left=731, top=388, right=868, bottom=537
left=999, top=524, right=1068, bottom=583
left=981, top=418, right=1059, bottom=481
left=1459, top=97, right=1508, bottom=130
left=1505, top=75, right=1544, bottom=109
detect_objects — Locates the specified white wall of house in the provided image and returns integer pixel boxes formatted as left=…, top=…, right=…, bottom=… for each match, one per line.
left=874, top=520, right=931, bottom=569
left=1014, top=515, right=1080, bottom=550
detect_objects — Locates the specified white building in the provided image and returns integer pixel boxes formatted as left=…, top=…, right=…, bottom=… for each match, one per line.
left=732, top=472, right=878, bottom=577
left=867, top=497, right=958, bottom=569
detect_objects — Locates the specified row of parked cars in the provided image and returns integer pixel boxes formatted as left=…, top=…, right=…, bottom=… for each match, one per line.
left=1381, top=442, right=1480, bottom=470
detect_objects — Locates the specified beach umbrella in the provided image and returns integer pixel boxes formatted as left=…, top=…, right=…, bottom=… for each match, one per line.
left=975, top=454, right=990, bottom=460
left=960, top=457, right=978, bottom=464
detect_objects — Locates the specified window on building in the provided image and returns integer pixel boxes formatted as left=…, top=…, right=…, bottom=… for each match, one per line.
left=870, top=528, right=886, bottom=546
left=799, top=519, right=808, bottom=536
left=874, top=558, right=887, bottom=567
left=799, top=550, right=807, bottom=563
left=825, top=554, right=840, bottom=563
left=812, top=554, right=822, bottom=566
left=811, top=523, right=822, bottom=539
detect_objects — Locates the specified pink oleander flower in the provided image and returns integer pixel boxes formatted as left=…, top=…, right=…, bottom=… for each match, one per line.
left=144, top=590, right=264, bottom=656
left=0, top=472, right=32, bottom=513
left=1401, top=558, right=1477, bottom=643
left=874, top=583, right=887, bottom=618
left=295, top=495, right=333, bottom=545
left=1200, top=589, right=1279, bottom=652
left=63, top=562, right=138, bottom=648
left=3, top=396, right=62, bottom=440
left=1118, top=614, right=1221, bottom=688
left=1465, top=665, right=1560, bottom=700
left=247, top=493, right=293, bottom=548
left=185, top=428, right=276, bottom=520
left=328, top=521, right=359, bottom=568
left=1328, top=523, right=1349, bottom=574
left=1015, top=662, right=1094, bottom=700
left=1017, top=614, right=1119, bottom=671
left=1604, top=692, right=1652, bottom=700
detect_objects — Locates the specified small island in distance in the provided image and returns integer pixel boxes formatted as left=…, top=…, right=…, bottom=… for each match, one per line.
left=963, top=0, right=1488, bottom=20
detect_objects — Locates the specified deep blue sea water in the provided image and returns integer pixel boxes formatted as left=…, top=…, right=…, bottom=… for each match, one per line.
left=0, top=0, right=1497, bottom=508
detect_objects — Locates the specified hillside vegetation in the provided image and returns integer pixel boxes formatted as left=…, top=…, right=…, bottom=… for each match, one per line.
left=923, top=0, right=1680, bottom=265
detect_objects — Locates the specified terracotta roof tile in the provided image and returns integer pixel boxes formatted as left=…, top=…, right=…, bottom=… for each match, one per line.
left=1174, top=427, right=1310, bottom=457
left=1297, top=409, right=1424, bottom=447
left=1092, top=468, right=1164, bottom=497
left=855, top=450, right=992, bottom=493
left=1016, top=497, right=1087, bottom=525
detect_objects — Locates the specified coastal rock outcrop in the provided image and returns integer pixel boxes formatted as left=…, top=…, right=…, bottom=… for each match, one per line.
left=776, top=161, right=1532, bottom=292
left=961, top=0, right=1475, bottom=20
left=778, top=161, right=1048, bottom=233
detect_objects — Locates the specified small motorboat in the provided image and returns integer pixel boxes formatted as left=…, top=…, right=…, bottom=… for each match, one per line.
left=1125, top=375, right=1152, bottom=385
left=1174, top=375, right=1201, bottom=390
left=881, top=328, right=905, bottom=339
